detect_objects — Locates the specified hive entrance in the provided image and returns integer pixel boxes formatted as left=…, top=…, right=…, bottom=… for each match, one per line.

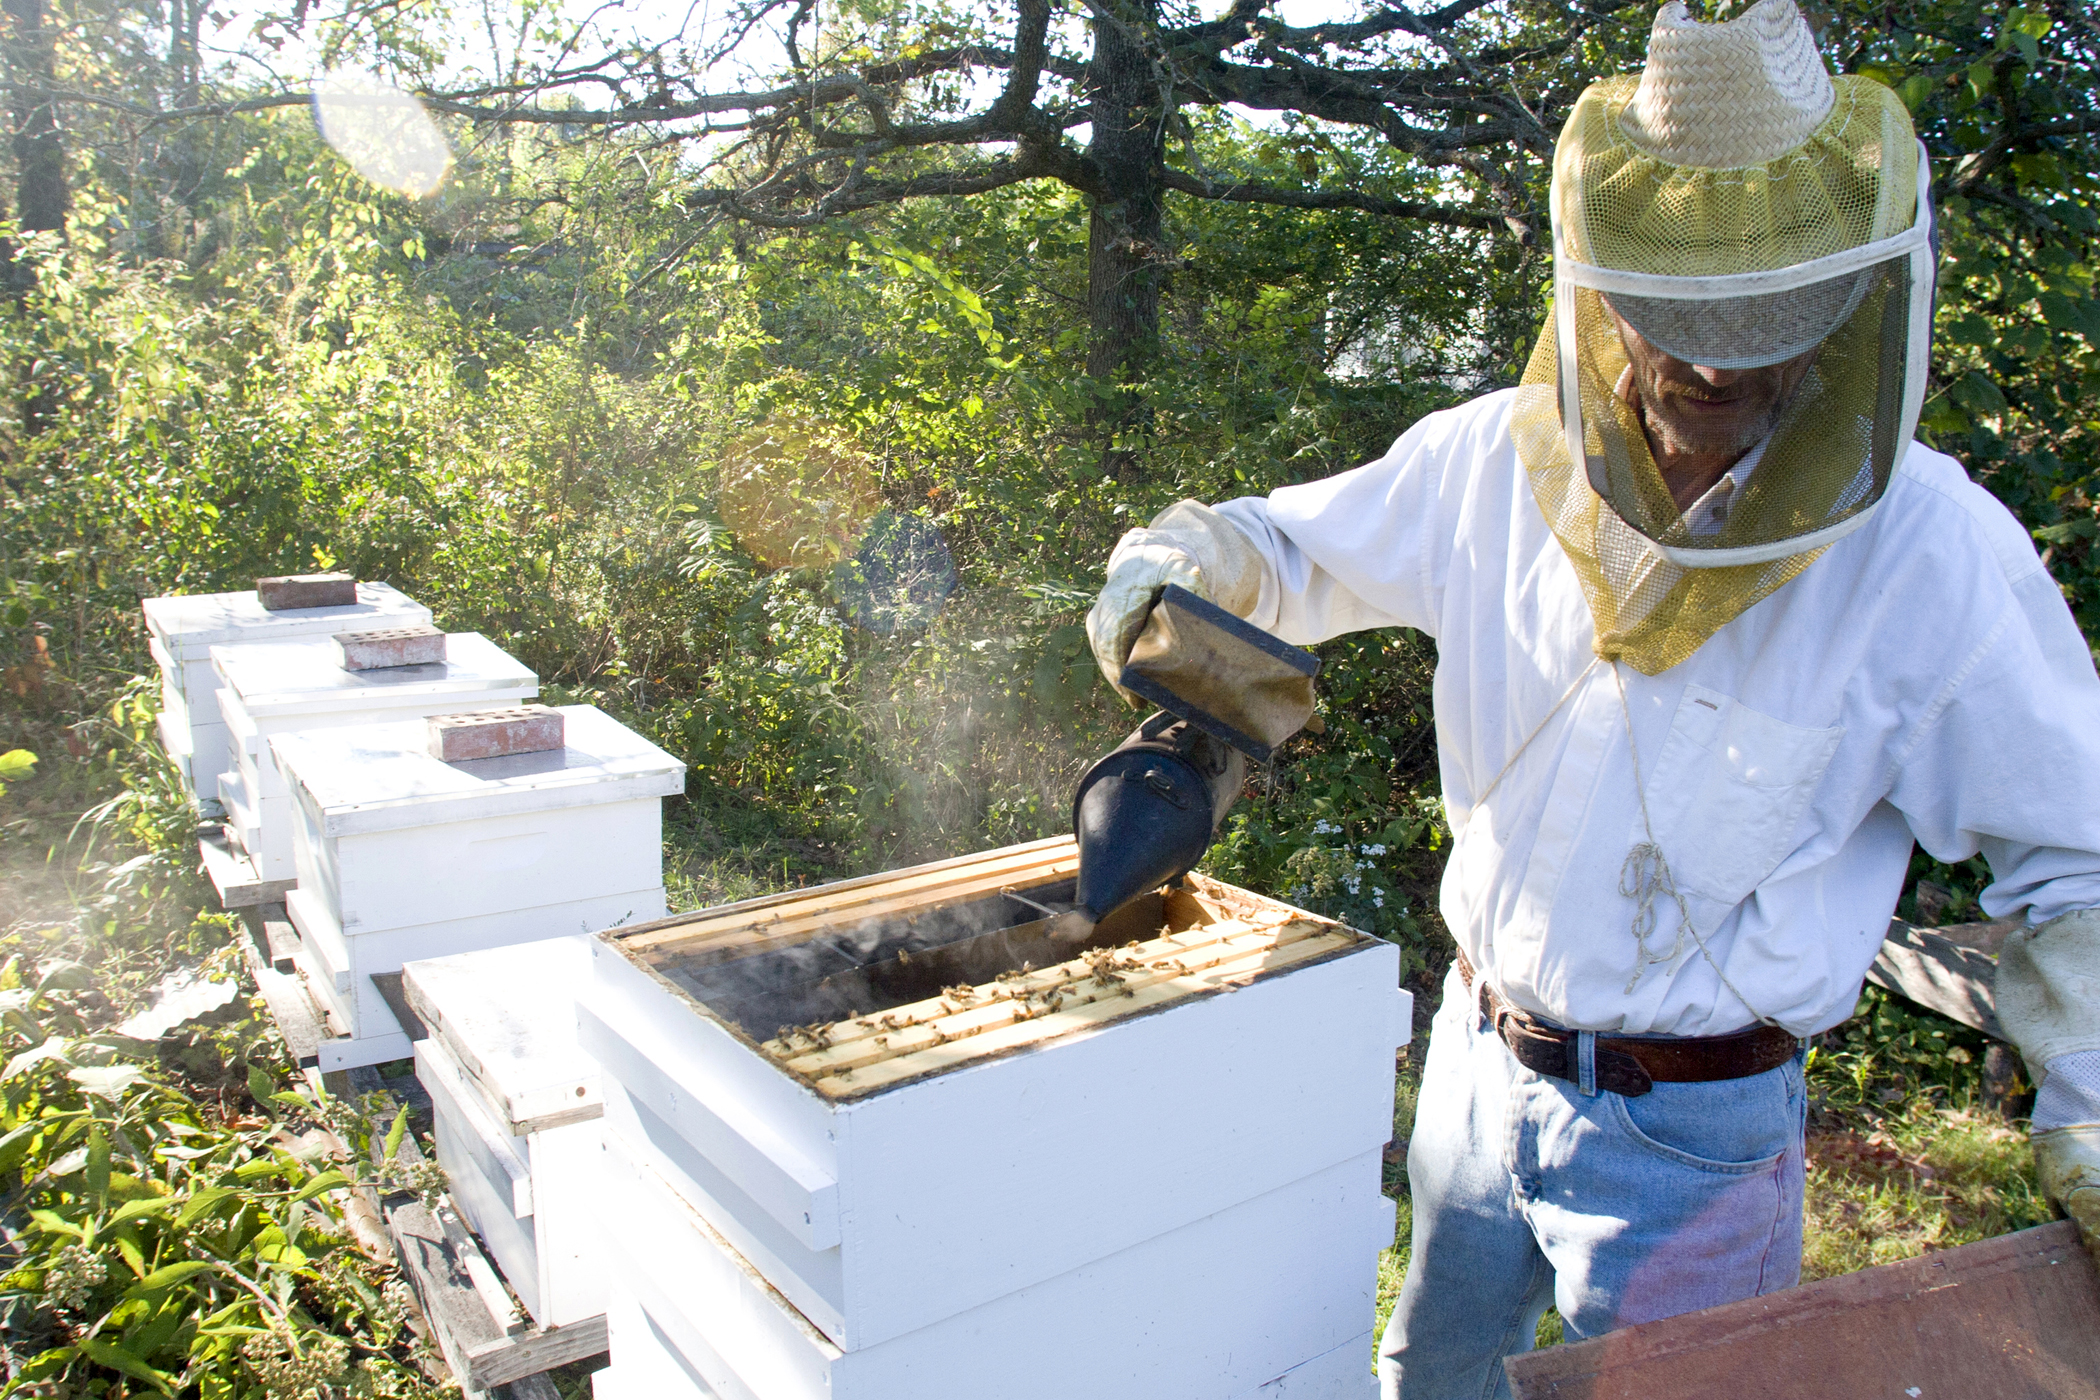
left=665, top=879, right=1161, bottom=1044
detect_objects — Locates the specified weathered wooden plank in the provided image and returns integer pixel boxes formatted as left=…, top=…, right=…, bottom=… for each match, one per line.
left=240, top=936, right=326, bottom=1068
left=500, top=1372, right=564, bottom=1400
left=466, top=1316, right=611, bottom=1390
left=1503, top=1221, right=2100, bottom=1400
left=612, top=835, right=1078, bottom=958
left=200, top=824, right=297, bottom=908
left=388, top=1199, right=511, bottom=1399
left=1920, top=916, right=2021, bottom=957
left=1868, top=918, right=2004, bottom=1039
left=370, top=971, right=428, bottom=1043
left=261, top=911, right=301, bottom=973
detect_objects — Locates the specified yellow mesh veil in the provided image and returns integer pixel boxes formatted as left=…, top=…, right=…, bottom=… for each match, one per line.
left=1516, top=69, right=1933, bottom=674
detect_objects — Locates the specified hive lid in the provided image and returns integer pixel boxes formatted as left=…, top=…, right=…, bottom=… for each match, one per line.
left=402, top=935, right=601, bottom=1134
left=210, top=631, right=535, bottom=716
left=143, top=581, right=431, bottom=658
left=271, top=703, right=685, bottom=834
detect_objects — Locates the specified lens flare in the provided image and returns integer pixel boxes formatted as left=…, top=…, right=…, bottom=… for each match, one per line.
left=312, top=72, right=452, bottom=198
left=836, top=510, right=957, bottom=633
left=716, top=418, right=884, bottom=572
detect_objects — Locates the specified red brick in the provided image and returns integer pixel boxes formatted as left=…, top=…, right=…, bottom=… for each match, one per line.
left=335, top=625, right=447, bottom=671
left=256, top=572, right=358, bottom=610
left=427, top=706, right=565, bottom=762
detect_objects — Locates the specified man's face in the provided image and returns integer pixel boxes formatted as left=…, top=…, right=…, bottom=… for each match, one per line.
left=1606, top=301, right=1818, bottom=460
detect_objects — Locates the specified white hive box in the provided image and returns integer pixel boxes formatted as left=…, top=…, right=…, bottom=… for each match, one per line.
left=142, top=581, right=430, bottom=810
left=596, top=1121, right=1388, bottom=1400
left=274, top=704, right=684, bottom=1070
left=601, top=1289, right=714, bottom=1398
left=581, top=836, right=1407, bottom=1396
left=208, top=631, right=538, bottom=896
left=404, top=936, right=606, bottom=1329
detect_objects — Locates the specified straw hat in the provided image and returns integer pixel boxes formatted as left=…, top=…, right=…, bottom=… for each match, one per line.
left=1619, top=0, right=1835, bottom=168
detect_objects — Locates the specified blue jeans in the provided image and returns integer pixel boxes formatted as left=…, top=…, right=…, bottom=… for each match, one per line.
left=1379, top=964, right=1807, bottom=1400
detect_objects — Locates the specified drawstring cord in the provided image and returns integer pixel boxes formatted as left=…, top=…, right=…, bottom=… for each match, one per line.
left=1470, top=656, right=1603, bottom=814
left=1609, top=662, right=1780, bottom=1027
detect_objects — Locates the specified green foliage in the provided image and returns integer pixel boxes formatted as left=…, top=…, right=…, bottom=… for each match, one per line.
left=1827, top=0, right=2100, bottom=653
left=1809, top=983, right=1996, bottom=1113
left=0, top=905, right=452, bottom=1398
left=4, top=1, right=2096, bottom=1387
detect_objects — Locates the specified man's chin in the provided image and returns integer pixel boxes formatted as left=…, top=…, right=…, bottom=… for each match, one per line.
left=1650, top=413, right=1765, bottom=460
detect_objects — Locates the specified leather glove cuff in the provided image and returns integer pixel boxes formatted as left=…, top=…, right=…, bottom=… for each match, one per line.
left=1995, top=908, right=2100, bottom=1083
left=1086, top=501, right=1267, bottom=703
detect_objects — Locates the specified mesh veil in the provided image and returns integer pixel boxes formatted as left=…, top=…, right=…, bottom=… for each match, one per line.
left=1516, top=73, right=1934, bottom=673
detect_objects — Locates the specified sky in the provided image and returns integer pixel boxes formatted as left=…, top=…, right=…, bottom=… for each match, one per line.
left=210, top=0, right=1389, bottom=194
left=205, top=0, right=1369, bottom=98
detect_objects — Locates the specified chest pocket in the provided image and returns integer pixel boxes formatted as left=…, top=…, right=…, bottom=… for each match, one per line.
left=1637, top=684, right=1842, bottom=908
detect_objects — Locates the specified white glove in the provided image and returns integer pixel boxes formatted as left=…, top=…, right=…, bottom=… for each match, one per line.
left=1085, top=500, right=1266, bottom=703
left=2035, top=1122, right=2100, bottom=1268
left=1996, top=909, right=2100, bottom=1264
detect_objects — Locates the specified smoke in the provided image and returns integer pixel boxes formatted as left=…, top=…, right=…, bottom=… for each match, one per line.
left=666, top=884, right=1161, bottom=1044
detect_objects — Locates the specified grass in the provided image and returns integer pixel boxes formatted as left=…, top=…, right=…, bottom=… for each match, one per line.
left=1803, top=1104, right=2052, bottom=1278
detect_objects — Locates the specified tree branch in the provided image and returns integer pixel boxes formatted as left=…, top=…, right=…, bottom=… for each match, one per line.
left=1160, top=165, right=1500, bottom=229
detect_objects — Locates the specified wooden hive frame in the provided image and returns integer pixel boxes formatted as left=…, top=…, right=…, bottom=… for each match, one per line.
left=602, top=835, right=1371, bottom=1099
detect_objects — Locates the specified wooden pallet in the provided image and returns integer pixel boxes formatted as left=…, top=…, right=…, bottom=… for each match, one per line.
left=237, top=910, right=608, bottom=1399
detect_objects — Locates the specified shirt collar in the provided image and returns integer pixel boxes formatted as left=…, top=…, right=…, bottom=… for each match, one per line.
left=1683, top=436, right=1769, bottom=539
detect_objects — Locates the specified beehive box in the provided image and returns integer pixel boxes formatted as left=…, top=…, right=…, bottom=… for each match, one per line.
left=143, top=581, right=430, bottom=808
left=581, top=835, right=1407, bottom=1394
left=596, top=1121, right=1388, bottom=1400
left=404, top=936, right=605, bottom=1329
left=209, top=631, right=537, bottom=891
left=273, top=704, right=684, bottom=1069
left=597, top=1288, right=711, bottom=1399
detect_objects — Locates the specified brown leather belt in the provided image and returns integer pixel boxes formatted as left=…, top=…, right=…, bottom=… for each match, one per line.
left=1454, top=951, right=1798, bottom=1098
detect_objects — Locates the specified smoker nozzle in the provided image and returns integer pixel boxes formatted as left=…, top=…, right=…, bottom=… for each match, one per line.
left=1068, top=585, right=1321, bottom=929
left=1069, top=713, right=1246, bottom=926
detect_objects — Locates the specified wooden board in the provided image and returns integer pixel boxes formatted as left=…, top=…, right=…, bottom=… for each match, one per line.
left=200, top=825, right=296, bottom=908
left=401, top=937, right=602, bottom=1136
left=1868, top=917, right=2010, bottom=1039
left=1503, top=1222, right=2100, bottom=1400
left=610, top=834, right=1079, bottom=963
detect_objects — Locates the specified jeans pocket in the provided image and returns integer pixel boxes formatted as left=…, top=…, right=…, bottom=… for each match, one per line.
left=1609, top=1061, right=1799, bottom=1175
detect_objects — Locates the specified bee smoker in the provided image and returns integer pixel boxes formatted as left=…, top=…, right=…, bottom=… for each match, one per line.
left=1068, top=585, right=1320, bottom=927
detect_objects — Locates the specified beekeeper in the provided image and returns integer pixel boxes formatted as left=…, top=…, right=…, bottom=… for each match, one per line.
left=1084, top=1, right=2100, bottom=1394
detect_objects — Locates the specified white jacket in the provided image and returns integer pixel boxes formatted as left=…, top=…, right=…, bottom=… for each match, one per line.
left=1212, top=388, right=2100, bottom=1037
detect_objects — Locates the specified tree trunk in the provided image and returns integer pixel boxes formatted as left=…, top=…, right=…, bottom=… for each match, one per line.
left=4, top=0, right=65, bottom=244
left=2, top=0, right=65, bottom=441
left=1084, top=0, right=1166, bottom=475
